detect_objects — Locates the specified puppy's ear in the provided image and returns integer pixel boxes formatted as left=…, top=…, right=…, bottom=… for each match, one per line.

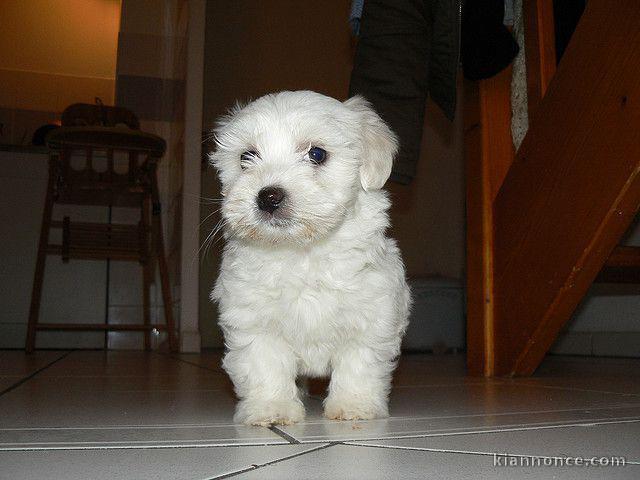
left=208, top=100, right=247, bottom=169
left=343, top=96, right=398, bottom=191
left=211, top=100, right=246, bottom=151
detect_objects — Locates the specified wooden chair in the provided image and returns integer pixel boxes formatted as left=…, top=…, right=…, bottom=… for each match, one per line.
left=25, top=103, right=178, bottom=352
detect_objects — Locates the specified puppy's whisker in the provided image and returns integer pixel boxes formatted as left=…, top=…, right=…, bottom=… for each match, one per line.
left=194, top=216, right=227, bottom=266
left=193, top=226, right=218, bottom=267
left=200, top=207, right=223, bottom=229
left=207, top=224, right=231, bottom=254
left=201, top=132, right=216, bottom=144
left=200, top=222, right=226, bottom=266
left=184, top=192, right=223, bottom=201
left=183, top=192, right=225, bottom=206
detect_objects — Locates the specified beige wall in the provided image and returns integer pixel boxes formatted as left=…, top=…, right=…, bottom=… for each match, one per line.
left=0, top=0, right=121, bottom=145
left=1, top=0, right=120, bottom=78
left=202, top=1, right=353, bottom=115
left=388, top=86, right=465, bottom=280
left=200, top=0, right=465, bottom=347
left=110, top=0, right=188, bottom=349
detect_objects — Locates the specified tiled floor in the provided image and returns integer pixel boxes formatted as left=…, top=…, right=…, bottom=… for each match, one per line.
left=1, top=350, right=639, bottom=479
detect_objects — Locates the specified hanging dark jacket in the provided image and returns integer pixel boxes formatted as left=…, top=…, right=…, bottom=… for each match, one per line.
left=349, top=0, right=518, bottom=183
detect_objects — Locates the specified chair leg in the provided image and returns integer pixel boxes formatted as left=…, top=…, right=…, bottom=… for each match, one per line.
left=153, top=220, right=178, bottom=352
left=26, top=160, right=56, bottom=353
left=141, top=199, right=152, bottom=351
left=142, top=261, right=152, bottom=351
left=150, top=171, right=178, bottom=352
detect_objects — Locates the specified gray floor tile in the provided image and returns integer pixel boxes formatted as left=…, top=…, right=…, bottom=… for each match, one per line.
left=394, top=354, right=640, bottom=394
left=392, top=355, right=506, bottom=388
left=512, top=378, right=640, bottom=398
left=537, top=355, right=640, bottom=378
left=0, top=424, right=287, bottom=450
left=0, top=379, right=242, bottom=429
left=39, top=351, right=200, bottom=377
left=515, top=355, right=640, bottom=395
left=173, top=351, right=225, bottom=373
left=3, top=350, right=640, bottom=478
left=0, top=377, right=21, bottom=392
left=386, top=382, right=640, bottom=417
left=348, top=420, right=640, bottom=463
left=234, top=443, right=639, bottom=480
left=276, top=405, right=640, bottom=443
left=0, top=350, right=283, bottom=449
left=278, top=382, right=640, bottom=442
left=0, top=443, right=321, bottom=480
left=1, top=351, right=233, bottom=420
left=11, top=350, right=233, bottom=393
left=0, top=350, right=67, bottom=376
left=16, top=367, right=232, bottom=393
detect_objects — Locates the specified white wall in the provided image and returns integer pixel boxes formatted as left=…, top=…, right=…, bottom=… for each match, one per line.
left=553, top=224, right=640, bottom=357
left=0, top=150, right=107, bottom=348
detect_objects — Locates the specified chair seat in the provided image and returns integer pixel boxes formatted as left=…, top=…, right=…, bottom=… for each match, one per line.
left=48, top=219, right=146, bottom=262
left=46, top=126, right=166, bottom=156
left=55, top=169, right=149, bottom=207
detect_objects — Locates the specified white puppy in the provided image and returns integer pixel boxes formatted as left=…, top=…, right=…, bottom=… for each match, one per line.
left=210, top=90, right=410, bottom=426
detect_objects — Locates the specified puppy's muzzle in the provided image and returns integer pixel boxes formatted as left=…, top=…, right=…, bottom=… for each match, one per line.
left=257, top=186, right=286, bottom=214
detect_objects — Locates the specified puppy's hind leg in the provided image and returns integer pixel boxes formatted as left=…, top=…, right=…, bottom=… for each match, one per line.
left=324, top=342, right=397, bottom=421
left=223, top=333, right=304, bottom=426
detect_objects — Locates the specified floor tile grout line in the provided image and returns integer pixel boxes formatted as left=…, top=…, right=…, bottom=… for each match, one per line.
left=208, top=442, right=340, bottom=480
left=0, top=423, right=246, bottom=431
left=393, top=380, right=640, bottom=398
left=262, top=417, right=640, bottom=445
left=283, top=403, right=640, bottom=426
left=268, top=425, right=301, bottom=444
left=4, top=410, right=639, bottom=432
left=428, top=402, right=640, bottom=420
left=0, top=441, right=295, bottom=452
left=506, top=381, right=640, bottom=398
left=153, top=351, right=225, bottom=374
left=344, top=441, right=525, bottom=457
left=3, top=417, right=640, bottom=451
left=342, top=441, right=640, bottom=465
left=0, top=351, right=73, bottom=398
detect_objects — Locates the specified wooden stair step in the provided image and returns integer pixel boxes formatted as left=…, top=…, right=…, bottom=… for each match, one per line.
left=597, top=246, right=640, bottom=283
left=489, top=0, right=640, bottom=376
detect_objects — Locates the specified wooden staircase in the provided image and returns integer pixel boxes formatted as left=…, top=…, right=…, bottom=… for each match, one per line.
left=465, top=0, right=640, bottom=376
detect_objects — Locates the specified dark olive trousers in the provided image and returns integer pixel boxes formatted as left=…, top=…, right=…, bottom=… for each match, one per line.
left=349, top=0, right=460, bottom=184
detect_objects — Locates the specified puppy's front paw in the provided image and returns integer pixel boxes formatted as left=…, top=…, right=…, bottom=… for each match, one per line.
left=234, top=398, right=305, bottom=426
left=323, top=395, right=388, bottom=421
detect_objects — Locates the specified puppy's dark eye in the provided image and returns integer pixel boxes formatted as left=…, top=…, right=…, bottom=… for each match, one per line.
left=240, top=150, right=259, bottom=169
left=307, top=146, right=327, bottom=165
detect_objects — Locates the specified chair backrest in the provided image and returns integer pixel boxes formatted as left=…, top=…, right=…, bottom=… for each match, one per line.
left=61, top=103, right=140, bottom=130
left=48, top=104, right=164, bottom=208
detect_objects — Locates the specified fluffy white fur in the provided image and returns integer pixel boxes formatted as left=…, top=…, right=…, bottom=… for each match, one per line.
left=209, top=91, right=411, bottom=426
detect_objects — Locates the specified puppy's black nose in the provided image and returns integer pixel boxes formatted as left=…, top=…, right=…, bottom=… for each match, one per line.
left=257, top=186, right=285, bottom=213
